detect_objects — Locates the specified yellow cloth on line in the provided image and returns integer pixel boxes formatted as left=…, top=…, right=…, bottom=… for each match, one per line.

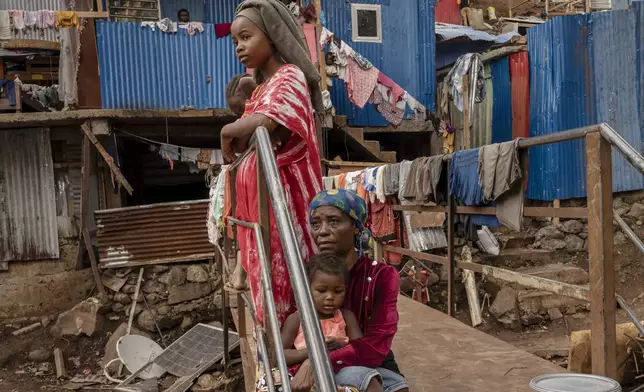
left=55, top=11, right=78, bottom=28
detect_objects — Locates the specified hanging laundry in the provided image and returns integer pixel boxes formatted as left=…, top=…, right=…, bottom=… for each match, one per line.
left=214, top=23, right=232, bottom=38
left=398, top=161, right=448, bottom=251
left=197, top=149, right=212, bottom=170
left=369, top=86, right=404, bottom=126
left=449, top=148, right=500, bottom=227
left=319, top=27, right=333, bottom=47
left=180, top=147, right=200, bottom=163
left=9, top=10, right=24, bottom=31
left=322, top=176, right=336, bottom=191
left=24, top=11, right=38, bottom=29
left=375, top=165, right=386, bottom=203
left=336, top=172, right=347, bottom=189
left=361, top=167, right=378, bottom=193
left=207, top=166, right=229, bottom=245
left=180, top=21, right=204, bottom=36
left=401, top=155, right=446, bottom=205
left=0, top=11, right=10, bottom=39
left=445, top=53, right=486, bottom=113
left=377, top=73, right=404, bottom=105
left=210, top=150, right=224, bottom=165
left=344, top=58, right=379, bottom=109
left=351, top=52, right=373, bottom=70
left=158, top=144, right=179, bottom=170
left=383, top=162, right=401, bottom=196
left=55, top=11, right=79, bottom=28
left=369, top=198, right=397, bottom=242
left=38, top=10, right=56, bottom=29
left=478, top=140, right=525, bottom=231
left=0, top=79, right=16, bottom=106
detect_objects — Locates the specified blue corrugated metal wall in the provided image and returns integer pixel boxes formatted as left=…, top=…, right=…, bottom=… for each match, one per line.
left=526, top=9, right=644, bottom=200
left=323, top=0, right=435, bottom=126
left=490, top=57, right=512, bottom=144
left=96, top=19, right=244, bottom=110
left=160, top=0, right=206, bottom=22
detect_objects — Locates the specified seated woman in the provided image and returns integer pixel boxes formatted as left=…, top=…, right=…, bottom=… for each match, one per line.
left=290, top=189, right=409, bottom=392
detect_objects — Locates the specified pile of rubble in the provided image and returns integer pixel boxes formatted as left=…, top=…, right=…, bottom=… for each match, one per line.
left=102, top=263, right=223, bottom=333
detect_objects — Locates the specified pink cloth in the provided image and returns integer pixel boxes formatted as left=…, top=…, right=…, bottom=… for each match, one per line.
left=369, top=86, right=404, bottom=126
left=345, top=58, right=379, bottom=109
left=377, top=72, right=405, bottom=104
left=293, top=310, right=349, bottom=350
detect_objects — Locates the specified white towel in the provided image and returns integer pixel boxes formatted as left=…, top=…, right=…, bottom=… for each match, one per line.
left=0, top=11, right=11, bottom=40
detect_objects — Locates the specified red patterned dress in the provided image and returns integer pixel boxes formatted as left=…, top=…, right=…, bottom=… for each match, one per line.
left=235, top=64, right=322, bottom=326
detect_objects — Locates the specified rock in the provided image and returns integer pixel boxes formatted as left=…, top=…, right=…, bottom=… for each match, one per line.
left=198, top=374, right=217, bottom=388
left=137, top=310, right=158, bottom=333
left=41, top=316, right=55, bottom=328
left=151, top=265, right=170, bottom=273
left=28, top=349, right=51, bottom=362
left=157, top=305, right=171, bottom=315
left=34, top=362, right=51, bottom=376
left=614, top=231, right=628, bottom=246
left=51, top=300, right=104, bottom=337
left=564, top=234, right=585, bottom=251
left=536, top=226, right=565, bottom=240
left=113, top=292, right=132, bottom=305
left=613, top=197, right=630, bottom=216
left=548, top=308, right=564, bottom=321
left=168, top=282, right=213, bottom=305
left=518, top=291, right=583, bottom=315
left=560, top=220, right=584, bottom=234
left=572, top=313, right=586, bottom=320
left=101, top=322, right=150, bottom=372
left=489, top=287, right=519, bottom=328
left=145, top=293, right=164, bottom=305
left=112, top=303, right=125, bottom=313
left=637, top=221, right=643, bottom=226
left=181, top=315, right=194, bottom=329
left=539, top=238, right=566, bottom=250
left=159, top=267, right=187, bottom=286
left=579, top=232, right=588, bottom=239
left=565, top=306, right=578, bottom=315
left=516, top=264, right=589, bottom=285
left=521, top=313, right=545, bottom=326
left=142, top=280, right=166, bottom=295
left=626, top=202, right=644, bottom=219
left=187, top=265, right=210, bottom=283
left=122, top=284, right=136, bottom=294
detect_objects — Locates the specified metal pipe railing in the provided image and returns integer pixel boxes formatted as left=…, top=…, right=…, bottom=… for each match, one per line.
left=228, top=217, right=293, bottom=392
left=600, top=123, right=644, bottom=175
left=613, top=210, right=644, bottom=254
left=254, top=126, right=337, bottom=392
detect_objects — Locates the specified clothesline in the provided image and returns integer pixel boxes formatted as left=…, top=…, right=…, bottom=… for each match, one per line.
left=1, top=10, right=81, bottom=31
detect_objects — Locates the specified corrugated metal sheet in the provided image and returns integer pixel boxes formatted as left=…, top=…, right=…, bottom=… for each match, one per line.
left=436, top=41, right=491, bottom=70
left=435, top=0, right=461, bottom=24
left=324, top=0, right=436, bottom=127
left=1, top=0, right=64, bottom=42
left=204, top=1, right=238, bottom=23
left=636, top=1, right=644, bottom=139
left=526, top=10, right=644, bottom=200
left=96, top=19, right=244, bottom=110
left=0, top=129, right=59, bottom=262
left=95, top=200, right=214, bottom=267
left=509, top=51, right=529, bottom=139
left=490, top=57, right=512, bottom=143
left=471, top=64, right=492, bottom=148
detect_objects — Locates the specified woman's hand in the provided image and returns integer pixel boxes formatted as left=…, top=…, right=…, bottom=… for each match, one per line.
left=220, top=124, right=236, bottom=162
left=291, top=360, right=315, bottom=392
left=325, top=336, right=348, bottom=351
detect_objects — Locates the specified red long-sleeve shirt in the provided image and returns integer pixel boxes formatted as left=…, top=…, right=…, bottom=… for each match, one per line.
left=329, top=255, right=400, bottom=372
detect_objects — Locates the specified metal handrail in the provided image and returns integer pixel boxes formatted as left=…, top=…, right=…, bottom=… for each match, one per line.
left=600, top=123, right=644, bottom=175
left=227, top=127, right=336, bottom=392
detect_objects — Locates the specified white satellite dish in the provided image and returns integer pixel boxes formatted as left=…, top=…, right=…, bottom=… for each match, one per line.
left=116, top=335, right=166, bottom=380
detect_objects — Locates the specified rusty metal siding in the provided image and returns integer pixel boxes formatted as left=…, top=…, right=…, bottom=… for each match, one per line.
left=1, top=0, right=65, bottom=43
left=95, top=200, right=213, bottom=268
left=0, top=129, right=59, bottom=262
left=435, top=0, right=461, bottom=24
left=509, top=52, right=529, bottom=139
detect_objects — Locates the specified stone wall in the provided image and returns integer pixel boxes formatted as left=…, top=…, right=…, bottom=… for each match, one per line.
left=102, top=263, right=223, bottom=333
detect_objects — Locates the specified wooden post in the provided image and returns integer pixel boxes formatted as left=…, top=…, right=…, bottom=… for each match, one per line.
left=509, top=0, right=514, bottom=17
left=96, top=0, right=104, bottom=12
left=313, top=0, right=328, bottom=92
left=446, top=162, right=456, bottom=317
left=256, top=157, right=275, bottom=367
left=54, top=348, right=66, bottom=378
left=585, top=132, right=617, bottom=379
left=81, top=134, right=105, bottom=294
left=553, top=199, right=561, bottom=225
left=236, top=294, right=257, bottom=392
left=463, top=76, right=471, bottom=150
left=14, top=82, right=21, bottom=113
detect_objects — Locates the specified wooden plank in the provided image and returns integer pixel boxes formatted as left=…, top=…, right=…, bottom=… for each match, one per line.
left=393, top=205, right=588, bottom=218
left=313, top=0, right=327, bottom=92
left=481, top=265, right=590, bottom=302
left=54, top=348, right=66, bottom=378
left=446, top=162, right=456, bottom=318
left=5, top=72, right=58, bottom=81
left=76, top=11, right=109, bottom=18
left=81, top=134, right=105, bottom=293
left=256, top=157, right=275, bottom=367
left=0, top=40, right=60, bottom=51
left=585, top=132, right=617, bottom=378
left=393, top=205, right=448, bottom=213
left=230, top=294, right=257, bottom=392
left=81, top=122, right=134, bottom=195
left=381, top=244, right=482, bottom=273
left=14, top=83, right=21, bottom=113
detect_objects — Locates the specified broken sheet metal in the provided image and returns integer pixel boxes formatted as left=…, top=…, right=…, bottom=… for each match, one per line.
left=0, top=128, right=59, bottom=263
left=95, top=200, right=214, bottom=268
